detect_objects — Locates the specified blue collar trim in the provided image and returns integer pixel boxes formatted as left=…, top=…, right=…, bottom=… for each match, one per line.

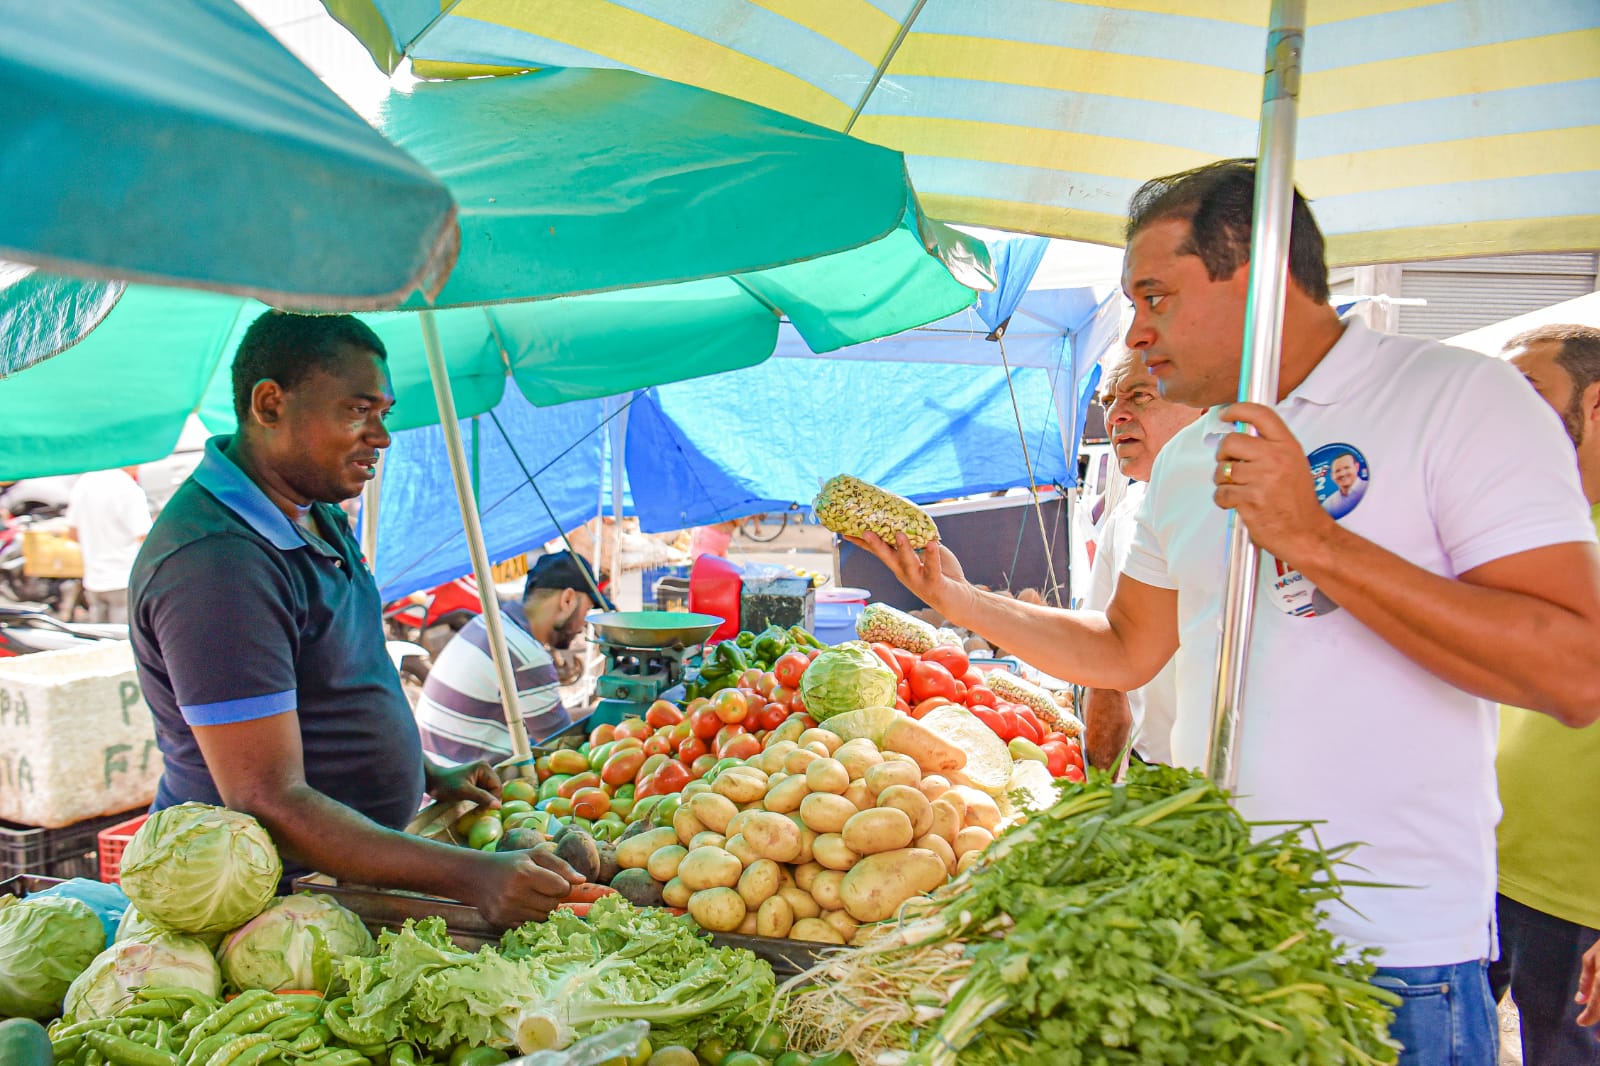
left=192, top=435, right=305, bottom=551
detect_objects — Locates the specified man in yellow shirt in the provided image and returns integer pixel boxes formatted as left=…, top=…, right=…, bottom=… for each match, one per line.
left=1495, top=323, right=1600, bottom=1064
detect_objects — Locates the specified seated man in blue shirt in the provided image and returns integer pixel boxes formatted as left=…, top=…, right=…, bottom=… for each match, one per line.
left=130, top=310, right=582, bottom=926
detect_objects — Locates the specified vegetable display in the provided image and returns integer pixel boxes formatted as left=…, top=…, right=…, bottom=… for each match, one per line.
left=118, top=802, right=282, bottom=934
left=0, top=895, right=105, bottom=1019
left=783, top=763, right=1401, bottom=1065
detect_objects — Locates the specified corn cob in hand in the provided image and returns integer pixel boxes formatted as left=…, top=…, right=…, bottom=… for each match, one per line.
left=813, top=475, right=938, bottom=549
left=856, top=602, right=940, bottom=654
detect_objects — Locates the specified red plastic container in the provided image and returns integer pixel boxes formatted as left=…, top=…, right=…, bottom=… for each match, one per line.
left=688, top=554, right=742, bottom=644
left=97, top=813, right=150, bottom=884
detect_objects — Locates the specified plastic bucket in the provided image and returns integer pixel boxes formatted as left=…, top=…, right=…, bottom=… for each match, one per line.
left=813, top=587, right=869, bottom=646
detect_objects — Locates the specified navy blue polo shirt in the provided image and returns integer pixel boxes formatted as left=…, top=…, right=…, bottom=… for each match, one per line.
left=130, top=437, right=425, bottom=877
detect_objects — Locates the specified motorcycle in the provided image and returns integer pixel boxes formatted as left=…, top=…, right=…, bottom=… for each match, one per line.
left=0, top=510, right=82, bottom=619
left=382, top=575, right=483, bottom=682
left=0, top=603, right=125, bottom=656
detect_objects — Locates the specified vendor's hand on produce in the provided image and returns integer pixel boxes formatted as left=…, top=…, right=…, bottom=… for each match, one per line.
left=1578, top=935, right=1600, bottom=1026
left=470, top=848, right=586, bottom=926
left=1212, top=403, right=1337, bottom=562
left=427, top=759, right=502, bottom=809
left=847, top=530, right=971, bottom=616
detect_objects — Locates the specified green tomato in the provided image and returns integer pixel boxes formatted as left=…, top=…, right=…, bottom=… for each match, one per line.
left=720, top=1053, right=770, bottom=1066
left=647, top=1048, right=700, bottom=1066
left=773, top=1055, right=814, bottom=1066
left=748, top=1026, right=787, bottom=1057
left=589, top=741, right=619, bottom=773
left=695, top=1037, right=732, bottom=1066
left=651, top=795, right=682, bottom=828
left=499, top=800, right=535, bottom=817
left=538, top=774, right=572, bottom=802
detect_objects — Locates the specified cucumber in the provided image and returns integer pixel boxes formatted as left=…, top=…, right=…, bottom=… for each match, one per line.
left=0, top=1017, right=54, bottom=1066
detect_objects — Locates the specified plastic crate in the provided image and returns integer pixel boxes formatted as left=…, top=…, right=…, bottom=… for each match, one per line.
left=640, top=564, right=691, bottom=606
left=96, top=812, right=150, bottom=884
left=0, top=809, right=140, bottom=881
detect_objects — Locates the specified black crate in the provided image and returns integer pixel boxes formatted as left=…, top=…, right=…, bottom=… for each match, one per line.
left=0, top=810, right=143, bottom=881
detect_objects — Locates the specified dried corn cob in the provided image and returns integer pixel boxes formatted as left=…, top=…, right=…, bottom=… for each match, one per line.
left=988, top=671, right=1083, bottom=737
left=856, top=602, right=939, bottom=654
left=813, top=475, right=938, bottom=548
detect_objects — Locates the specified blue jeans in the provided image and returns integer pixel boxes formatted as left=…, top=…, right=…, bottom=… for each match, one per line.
left=1372, top=960, right=1497, bottom=1066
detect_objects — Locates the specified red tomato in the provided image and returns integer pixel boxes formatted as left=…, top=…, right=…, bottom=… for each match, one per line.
left=773, top=651, right=810, bottom=690
left=689, top=706, right=721, bottom=740
left=614, top=717, right=652, bottom=741
left=652, top=760, right=692, bottom=795
left=769, top=685, right=795, bottom=708
left=685, top=697, right=711, bottom=716
left=993, top=709, right=1023, bottom=742
left=1041, top=731, right=1068, bottom=746
left=711, top=688, right=749, bottom=724
left=796, top=714, right=817, bottom=731
left=868, top=643, right=904, bottom=681
left=557, top=771, right=601, bottom=799
left=890, top=648, right=918, bottom=677
left=720, top=734, right=762, bottom=762
left=921, top=645, right=970, bottom=678
left=678, top=735, right=709, bottom=764
left=911, top=696, right=952, bottom=720
left=961, top=668, right=985, bottom=691
left=1012, top=708, right=1044, bottom=745
left=714, top=722, right=748, bottom=755
left=756, top=672, right=780, bottom=698
left=1062, top=765, right=1087, bottom=784
left=600, top=749, right=645, bottom=788
left=894, top=697, right=910, bottom=713
left=965, top=685, right=998, bottom=709
left=908, top=660, right=959, bottom=704
left=669, top=721, right=693, bottom=748
left=570, top=787, right=611, bottom=820
left=758, top=702, right=790, bottom=731
left=642, top=734, right=673, bottom=758
left=1039, top=740, right=1071, bottom=778
left=690, top=753, right=719, bottom=779
left=738, top=668, right=764, bottom=691
left=805, top=648, right=821, bottom=663
left=635, top=753, right=668, bottom=784
left=587, top=723, right=616, bottom=746
left=789, top=691, right=808, bottom=714
left=644, top=701, right=684, bottom=729
left=896, top=679, right=911, bottom=702
left=1064, top=742, right=1085, bottom=769
left=971, top=707, right=1005, bottom=737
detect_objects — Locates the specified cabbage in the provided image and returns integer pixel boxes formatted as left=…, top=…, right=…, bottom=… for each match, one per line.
left=0, top=896, right=105, bottom=1018
left=119, top=802, right=282, bottom=934
left=219, top=893, right=375, bottom=993
left=798, top=642, right=896, bottom=721
left=116, top=904, right=223, bottom=951
left=61, top=934, right=221, bottom=1022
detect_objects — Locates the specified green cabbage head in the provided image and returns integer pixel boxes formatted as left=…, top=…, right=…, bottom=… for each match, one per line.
left=62, top=934, right=221, bottom=1022
left=219, top=893, right=375, bottom=993
left=119, top=803, right=281, bottom=934
left=116, top=904, right=224, bottom=952
left=0, top=895, right=105, bottom=1018
left=798, top=641, right=896, bottom=721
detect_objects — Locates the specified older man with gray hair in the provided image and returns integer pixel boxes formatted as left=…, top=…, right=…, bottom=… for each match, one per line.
left=1080, top=348, right=1202, bottom=768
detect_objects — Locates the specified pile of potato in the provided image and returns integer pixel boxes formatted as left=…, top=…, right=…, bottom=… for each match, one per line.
left=613, top=724, right=1002, bottom=944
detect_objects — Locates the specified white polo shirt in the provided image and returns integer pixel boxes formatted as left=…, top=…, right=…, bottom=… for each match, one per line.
left=1084, top=481, right=1177, bottom=764
left=1123, top=318, right=1596, bottom=967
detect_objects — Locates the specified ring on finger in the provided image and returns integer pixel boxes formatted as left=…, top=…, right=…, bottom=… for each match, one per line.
left=1220, top=461, right=1235, bottom=484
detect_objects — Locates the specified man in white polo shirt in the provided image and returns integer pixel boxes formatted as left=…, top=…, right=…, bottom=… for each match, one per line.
left=852, top=159, right=1600, bottom=1066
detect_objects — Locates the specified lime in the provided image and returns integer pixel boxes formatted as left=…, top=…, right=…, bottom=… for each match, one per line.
left=749, top=1026, right=787, bottom=1057
left=695, top=1037, right=731, bottom=1066
left=720, top=1053, right=770, bottom=1066
left=774, top=1055, right=814, bottom=1066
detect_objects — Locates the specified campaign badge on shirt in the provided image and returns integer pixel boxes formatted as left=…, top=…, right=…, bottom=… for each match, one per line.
left=1266, top=555, right=1341, bottom=618
left=1308, top=442, right=1369, bottom=520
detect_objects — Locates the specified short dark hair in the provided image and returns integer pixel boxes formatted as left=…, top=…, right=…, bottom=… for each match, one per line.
left=1126, top=158, right=1330, bottom=305
left=232, top=311, right=387, bottom=422
left=1505, top=324, right=1600, bottom=397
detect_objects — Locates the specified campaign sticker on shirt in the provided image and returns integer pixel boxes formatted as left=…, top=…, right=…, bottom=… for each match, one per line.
left=1309, top=443, right=1369, bottom=520
left=1266, top=555, right=1341, bottom=618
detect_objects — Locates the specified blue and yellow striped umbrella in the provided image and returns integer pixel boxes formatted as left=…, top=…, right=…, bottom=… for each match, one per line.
left=323, top=0, right=1599, bottom=264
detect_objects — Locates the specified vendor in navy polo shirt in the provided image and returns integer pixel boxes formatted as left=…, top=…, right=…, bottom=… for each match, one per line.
left=129, top=311, right=584, bottom=926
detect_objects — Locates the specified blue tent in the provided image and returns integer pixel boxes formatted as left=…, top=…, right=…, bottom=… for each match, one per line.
left=370, top=238, right=1125, bottom=599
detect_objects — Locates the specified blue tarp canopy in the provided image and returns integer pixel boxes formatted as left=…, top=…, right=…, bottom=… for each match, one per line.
left=371, top=237, right=1125, bottom=599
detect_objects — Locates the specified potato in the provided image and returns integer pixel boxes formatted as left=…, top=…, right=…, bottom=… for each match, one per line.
left=812, top=833, right=861, bottom=871
left=876, top=784, right=934, bottom=837
left=882, top=717, right=966, bottom=775
left=767, top=770, right=790, bottom=787
left=646, top=843, right=688, bottom=882
left=799, top=793, right=856, bottom=835
left=744, top=811, right=803, bottom=863
left=915, top=832, right=958, bottom=874
left=725, top=811, right=754, bottom=839
left=957, top=849, right=984, bottom=875
left=951, top=786, right=1001, bottom=831
left=610, top=867, right=665, bottom=908
left=864, top=760, right=922, bottom=798
left=804, top=758, right=850, bottom=795
left=672, top=807, right=705, bottom=847
left=792, top=860, right=823, bottom=892
left=677, top=846, right=743, bottom=891
left=763, top=775, right=811, bottom=815
left=680, top=779, right=712, bottom=801
left=929, top=799, right=963, bottom=844
left=840, top=848, right=948, bottom=922
left=713, top=766, right=769, bottom=804
left=778, top=884, right=820, bottom=920
left=789, top=918, right=846, bottom=944
left=881, top=750, right=921, bottom=767
left=777, top=863, right=796, bottom=888
left=688, top=831, right=727, bottom=851
left=917, top=775, right=952, bottom=802
left=554, top=830, right=600, bottom=883
left=842, top=807, right=915, bottom=856
left=954, top=825, right=995, bottom=858
left=822, top=908, right=859, bottom=941
left=737, top=911, right=760, bottom=935
left=751, top=749, right=781, bottom=775
left=834, top=738, right=883, bottom=780
left=687, top=887, right=746, bottom=933
left=843, top=782, right=876, bottom=812
left=784, top=747, right=823, bottom=775
left=805, top=742, right=834, bottom=759
left=810, top=869, right=846, bottom=911
left=756, top=895, right=794, bottom=938
left=617, top=826, right=678, bottom=870
left=661, top=875, right=692, bottom=908
left=764, top=738, right=799, bottom=760
left=724, top=833, right=761, bottom=867
left=799, top=728, right=843, bottom=754
left=934, top=790, right=967, bottom=826
left=738, top=858, right=783, bottom=909
left=688, top=793, right=737, bottom=835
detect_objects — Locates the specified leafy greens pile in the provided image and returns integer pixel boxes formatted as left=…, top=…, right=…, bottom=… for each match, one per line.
left=338, top=896, right=774, bottom=1054
left=783, top=763, right=1401, bottom=1065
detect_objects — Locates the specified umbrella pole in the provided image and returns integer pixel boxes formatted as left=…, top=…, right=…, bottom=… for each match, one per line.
left=419, top=311, right=533, bottom=763
left=1205, top=0, right=1305, bottom=790
left=608, top=400, right=629, bottom=599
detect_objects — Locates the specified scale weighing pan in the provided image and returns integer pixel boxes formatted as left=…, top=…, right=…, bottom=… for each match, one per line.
left=588, top=611, right=724, bottom=649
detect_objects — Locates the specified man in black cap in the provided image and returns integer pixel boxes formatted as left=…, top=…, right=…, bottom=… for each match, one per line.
left=416, top=550, right=611, bottom=764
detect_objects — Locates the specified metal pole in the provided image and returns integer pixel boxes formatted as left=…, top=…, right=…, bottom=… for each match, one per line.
left=419, top=311, right=532, bottom=763
left=608, top=402, right=629, bottom=599
left=1205, top=0, right=1305, bottom=790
